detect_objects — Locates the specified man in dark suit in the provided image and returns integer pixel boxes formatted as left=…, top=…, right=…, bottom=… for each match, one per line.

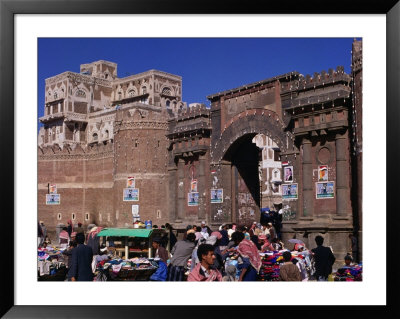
left=68, top=232, right=94, bottom=281
left=311, top=235, right=336, bottom=281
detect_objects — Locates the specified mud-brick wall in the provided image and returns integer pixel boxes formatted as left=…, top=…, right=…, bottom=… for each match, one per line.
left=113, top=122, right=169, bottom=227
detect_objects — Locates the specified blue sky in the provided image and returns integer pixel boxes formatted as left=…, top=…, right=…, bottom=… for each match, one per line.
left=38, top=38, right=356, bottom=125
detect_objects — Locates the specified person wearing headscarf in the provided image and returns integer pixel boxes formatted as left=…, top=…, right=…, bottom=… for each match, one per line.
left=231, top=231, right=261, bottom=281
left=188, top=244, right=222, bottom=282
left=59, top=227, right=70, bottom=249
left=86, top=226, right=103, bottom=255
left=259, top=234, right=274, bottom=252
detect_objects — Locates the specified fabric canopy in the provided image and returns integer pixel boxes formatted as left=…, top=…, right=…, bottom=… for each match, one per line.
left=97, top=228, right=153, bottom=238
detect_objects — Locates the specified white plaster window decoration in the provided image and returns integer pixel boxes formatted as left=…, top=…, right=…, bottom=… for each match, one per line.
left=57, top=213, right=62, bottom=220
left=76, top=89, right=86, bottom=98
left=85, top=213, right=89, bottom=221
left=72, top=213, right=76, bottom=220
left=162, top=87, right=172, bottom=96
left=157, top=210, right=161, bottom=219
left=128, top=90, right=135, bottom=98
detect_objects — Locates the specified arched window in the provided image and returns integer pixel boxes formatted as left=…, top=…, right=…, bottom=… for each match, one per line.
left=118, top=91, right=122, bottom=100
left=142, top=86, right=147, bottom=95
left=53, top=92, right=58, bottom=99
left=93, top=133, right=98, bottom=141
left=166, top=100, right=170, bottom=107
left=104, top=130, right=109, bottom=138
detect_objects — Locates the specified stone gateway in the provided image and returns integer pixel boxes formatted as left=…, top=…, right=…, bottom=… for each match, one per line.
left=38, top=40, right=362, bottom=263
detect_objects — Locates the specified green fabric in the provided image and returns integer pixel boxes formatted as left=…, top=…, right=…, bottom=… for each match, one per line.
left=97, top=228, right=153, bottom=238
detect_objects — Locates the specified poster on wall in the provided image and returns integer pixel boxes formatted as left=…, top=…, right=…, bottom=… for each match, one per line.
left=188, top=192, right=199, bottom=206
left=283, top=166, right=293, bottom=182
left=282, top=183, right=298, bottom=199
left=123, top=188, right=139, bottom=201
left=131, top=205, right=140, bottom=221
left=49, top=184, right=57, bottom=194
left=127, top=176, right=135, bottom=188
left=190, top=179, right=198, bottom=192
left=318, top=165, right=328, bottom=181
left=211, top=189, right=223, bottom=203
left=316, top=181, right=335, bottom=199
left=46, top=194, right=60, bottom=205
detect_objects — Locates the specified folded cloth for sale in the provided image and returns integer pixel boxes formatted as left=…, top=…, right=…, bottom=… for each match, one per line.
left=334, top=265, right=362, bottom=281
left=258, top=250, right=292, bottom=281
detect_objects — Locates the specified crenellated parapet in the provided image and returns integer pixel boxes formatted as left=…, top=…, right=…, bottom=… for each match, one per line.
left=38, top=140, right=114, bottom=160
left=168, top=104, right=211, bottom=137
left=281, top=66, right=350, bottom=95
left=167, top=104, right=212, bottom=159
left=281, top=66, right=352, bottom=139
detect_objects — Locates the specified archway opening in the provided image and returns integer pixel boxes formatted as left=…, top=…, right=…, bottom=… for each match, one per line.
left=223, top=133, right=283, bottom=225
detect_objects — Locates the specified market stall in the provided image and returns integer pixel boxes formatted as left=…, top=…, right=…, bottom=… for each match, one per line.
left=97, top=228, right=167, bottom=259
left=94, top=228, right=168, bottom=281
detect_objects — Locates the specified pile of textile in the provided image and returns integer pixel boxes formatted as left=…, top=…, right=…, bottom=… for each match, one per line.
left=37, top=248, right=67, bottom=280
left=258, top=251, right=286, bottom=281
left=37, top=247, right=64, bottom=262
left=334, top=264, right=362, bottom=281
left=258, top=250, right=309, bottom=281
left=96, top=257, right=158, bottom=281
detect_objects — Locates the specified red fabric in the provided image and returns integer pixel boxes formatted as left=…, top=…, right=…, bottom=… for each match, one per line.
left=187, top=263, right=222, bottom=282
left=238, top=239, right=262, bottom=272
left=59, top=230, right=69, bottom=240
left=88, top=227, right=103, bottom=239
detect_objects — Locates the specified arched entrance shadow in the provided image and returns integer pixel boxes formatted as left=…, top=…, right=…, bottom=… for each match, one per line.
left=210, top=110, right=295, bottom=225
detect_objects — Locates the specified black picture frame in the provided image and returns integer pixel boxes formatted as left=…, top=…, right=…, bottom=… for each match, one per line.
left=1, top=0, right=398, bottom=317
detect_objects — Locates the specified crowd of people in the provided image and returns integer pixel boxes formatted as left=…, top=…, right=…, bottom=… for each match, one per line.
left=37, top=218, right=360, bottom=282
